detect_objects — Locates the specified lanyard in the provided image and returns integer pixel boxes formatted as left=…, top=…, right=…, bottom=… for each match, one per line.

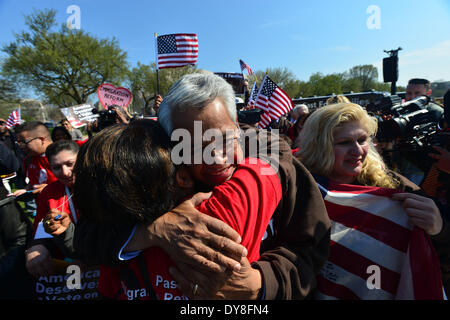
left=65, top=186, right=77, bottom=224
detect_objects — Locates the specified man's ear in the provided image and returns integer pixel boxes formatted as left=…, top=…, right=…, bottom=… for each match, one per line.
left=427, top=89, right=432, bottom=96
left=176, top=166, right=194, bottom=189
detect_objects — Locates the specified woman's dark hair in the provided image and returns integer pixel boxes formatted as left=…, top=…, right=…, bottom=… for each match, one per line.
left=45, top=140, right=80, bottom=162
left=73, top=120, right=177, bottom=226
left=51, top=126, right=72, bottom=141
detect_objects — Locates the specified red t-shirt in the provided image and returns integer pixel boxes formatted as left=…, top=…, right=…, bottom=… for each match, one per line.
left=98, top=158, right=282, bottom=300
left=34, top=180, right=79, bottom=234
left=75, top=139, right=88, bottom=147
left=24, top=154, right=58, bottom=187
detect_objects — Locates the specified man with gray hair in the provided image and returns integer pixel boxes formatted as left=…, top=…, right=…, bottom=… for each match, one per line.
left=74, top=72, right=330, bottom=299
left=290, top=104, right=309, bottom=122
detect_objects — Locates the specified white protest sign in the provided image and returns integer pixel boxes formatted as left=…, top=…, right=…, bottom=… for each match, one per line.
left=61, top=104, right=98, bottom=128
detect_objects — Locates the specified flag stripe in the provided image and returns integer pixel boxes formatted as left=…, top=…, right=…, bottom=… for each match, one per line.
left=329, top=240, right=400, bottom=294
left=255, top=96, right=269, bottom=112
left=258, top=112, right=271, bottom=129
left=157, top=56, right=198, bottom=60
left=328, top=182, right=399, bottom=195
left=157, top=63, right=197, bottom=68
left=318, top=260, right=394, bottom=299
left=324, top=190, right=414, bottom=230
left=408, top=228, right=444, bottom=300
left=269, top=99, right=288, bottom=117
left=325, top=201, right=411, bottom=252
left=270, top=96, right=289, bottom=114
left=315, top=180, right=444, bottom=300
left=273, top=88, right=291, bottom=107
left=331, top=221, right=406, bottom=273
left=317, top=276, right=361, bottom=300
left=395, top=246, right=415, bottom=299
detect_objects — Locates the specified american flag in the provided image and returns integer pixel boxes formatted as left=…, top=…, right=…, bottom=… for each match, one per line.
left=156, top=33, right=198, bottom=69
left=5, top=108, right=21, bottom=129
left=313, top=177, right=444, bottom=300
left=254, top=75, right=293, bottom=128
left=247, top=82, right=258, bottom=108
left=239, top=59, right=253, bottom=75
left=258, top=111, right=272, bottom=129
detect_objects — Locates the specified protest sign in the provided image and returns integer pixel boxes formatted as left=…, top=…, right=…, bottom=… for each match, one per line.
left=97, top=83, right=132, bottom=110
left=60, top=103, right=97, bottom=128
left=214, top=72, right=245, bottom=94
left=34, top=259, right=100, bottom=300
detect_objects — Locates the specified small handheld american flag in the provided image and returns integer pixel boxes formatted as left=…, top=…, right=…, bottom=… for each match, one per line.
left=156, top=33, right=198, bottom=69
left=254, top=75, right=293, bottom=129
left=5, top=108, right=21, bottom=129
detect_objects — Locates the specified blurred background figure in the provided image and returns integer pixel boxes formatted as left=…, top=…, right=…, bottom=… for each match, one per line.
left=0, top=141, right=33, bottom=299
left=51, top=126, right=72, bottom=142
left=289, top=104, right=309, bottom=123
left=60, top=119, right=83, bottom=141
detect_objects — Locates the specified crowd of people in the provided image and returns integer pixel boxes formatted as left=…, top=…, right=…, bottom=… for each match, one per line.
left=0, top=72, right=449, bottom=300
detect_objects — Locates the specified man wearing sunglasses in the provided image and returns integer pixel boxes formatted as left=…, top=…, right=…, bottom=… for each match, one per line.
left=10, top=122, right=57, bottom=198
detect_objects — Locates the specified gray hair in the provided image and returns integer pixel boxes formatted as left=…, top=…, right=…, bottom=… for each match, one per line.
left=291, top=104, right=309, bottom=120
left=158, top=72, right=237, bottom=134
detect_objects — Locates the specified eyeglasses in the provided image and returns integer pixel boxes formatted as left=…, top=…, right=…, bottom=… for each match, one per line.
left=16, top=137, right=40, bottom=146
left=0, top=121, right=5, bottom=125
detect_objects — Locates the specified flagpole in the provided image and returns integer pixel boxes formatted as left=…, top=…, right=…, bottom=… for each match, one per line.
left=18, top=104, right=21, bottom=124
left=154, top=32, right=160, bottom=95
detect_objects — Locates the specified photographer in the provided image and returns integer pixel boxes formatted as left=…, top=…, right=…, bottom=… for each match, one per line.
left=381, top=78, right=444, bottom=185
left=405, top=78, right=443, bottom=121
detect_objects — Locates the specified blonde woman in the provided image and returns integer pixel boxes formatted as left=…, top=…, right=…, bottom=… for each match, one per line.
left=298, top=103, right=445, bottom=300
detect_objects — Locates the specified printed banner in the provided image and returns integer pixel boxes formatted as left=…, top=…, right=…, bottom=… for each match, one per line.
left=214, top=72, right=245, bottom=94
left=34, top=259, right=100, bottom=300
left=60, top=104, right=97, bottom=128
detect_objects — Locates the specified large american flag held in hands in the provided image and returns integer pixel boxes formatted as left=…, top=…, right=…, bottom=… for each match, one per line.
left=156, top=33, right=198, bottom=69
left=254, top=75, right=293, bottom=129
left=313, top=176, right=444, bottom=300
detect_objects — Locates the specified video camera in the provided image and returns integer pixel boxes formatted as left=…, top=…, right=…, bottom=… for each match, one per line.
left=238, top=109, right=264, bottom=125
left=368, top=94, right=447, bottom=173
left=91, top=107, right=118, bottom=131
left=368, top=95, right=436, bottom=142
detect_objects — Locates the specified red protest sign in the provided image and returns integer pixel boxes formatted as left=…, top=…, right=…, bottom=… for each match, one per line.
left=97, top=83, right=132, bottom=111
